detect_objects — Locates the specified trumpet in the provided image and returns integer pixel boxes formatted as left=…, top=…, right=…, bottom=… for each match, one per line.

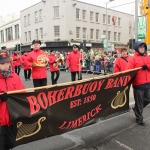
left=33, top=54, right=48, bottom=67
left=53, top=56, right=64, bottom=68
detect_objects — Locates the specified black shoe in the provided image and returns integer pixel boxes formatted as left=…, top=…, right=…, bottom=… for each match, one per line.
left=136, top=120, right=145, bottom=126
left=28, top=78, right=30, bottom=80
left=132, top=107, right=135, bottom=112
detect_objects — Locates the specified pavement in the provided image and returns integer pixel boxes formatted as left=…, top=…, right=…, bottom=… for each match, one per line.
left=13, top=70, right=150, bottom=150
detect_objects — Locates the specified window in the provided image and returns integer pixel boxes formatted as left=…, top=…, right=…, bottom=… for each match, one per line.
left=103, top=30, right=106, bottom=36
left=0, top=30, right=4, bottom=43
left=35, top=11, right=38, bottom=22
left=15, top=24, right=19, bottom=39
left=118, top=32, right=121, bottom=41
left=103, top=14, right=106, bottom=24
left=129, top=26, right=132, bottom=35
left=114, top=32, right=117, bottom=41
left=54, top=6, right=59, bottom=18
left=90, top=11, right=94, bottom=22
left=108, top=31, right=111, bottom=41
left=40, top=28, right=43, bottom=39
left=54, top=26, right=60, bottom=37
left=24, top=32, right=27, bottom=43
left=5, top=27, right=13, bottom=41
left=39, top=9, right=42, bottom=21
left=76, top=27, right=80, bottom=38
left=96, top=13, right=99, bottom=23
left=28, top=31, right=31, bottom=42
left=82, top=10, right=86, bottom=21
left=90, top=29, right=94, bottom=39
left=83, top=28, right=86, bottom=38
left=96, top=29, right=99, bottom=40
left=76, top=9, right=80, bottom=19
left=108, top=15, right=111, bottom=24
left=24, top=16, right=27, bottom=26
left=35, top=29, right=38, bottom=39
left=118, top=18, right=121, bottom=26
left=28, top=14, right=31, bottom=25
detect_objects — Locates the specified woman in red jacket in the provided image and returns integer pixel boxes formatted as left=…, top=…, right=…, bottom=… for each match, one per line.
left=48, top=50, right=60, bottom=84
left=0, top=52, right=25, bottom=150
left=21, top=51, right=31, bottom=81
left=66, top=44, right=83, bottom=81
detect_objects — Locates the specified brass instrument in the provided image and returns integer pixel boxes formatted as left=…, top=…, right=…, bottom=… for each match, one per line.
left=53, top=56, right=64, bottom=68
left=33, top=54, right=48, bottom=67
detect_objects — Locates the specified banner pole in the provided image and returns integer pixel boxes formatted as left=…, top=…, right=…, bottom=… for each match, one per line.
left=7, top=67, right=141, bottom=95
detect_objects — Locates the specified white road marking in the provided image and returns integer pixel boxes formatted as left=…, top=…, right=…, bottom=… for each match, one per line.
left=114, top=140, right=134, bottom=150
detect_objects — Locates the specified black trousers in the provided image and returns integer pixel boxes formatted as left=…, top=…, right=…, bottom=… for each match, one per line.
left=33, top=78, right=47, bottom=88
left=24, top=69, right=31, bottom=80
left=15, top=66, right=21, bottom=75
left=71, top=72, right=82, bottom=81
left=51, top=71, right=60, bottom=85
left=0, top=125, right=16, bottom=150
left=133, top=88, right=150, bottom=121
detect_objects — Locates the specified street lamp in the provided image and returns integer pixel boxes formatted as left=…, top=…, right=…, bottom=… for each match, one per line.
left=105, top=0, right=115, bottom=53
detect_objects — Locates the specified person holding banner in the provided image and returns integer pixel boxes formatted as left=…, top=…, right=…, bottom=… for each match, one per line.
left=126, top=41, right=150, bottom=126
left=21, top=51, right=31, bottom=81
left=1, top=46, right=15, bottom=72
left=12, top=49, right=21, bottom=75
left=48, top=50, right=60, bottom=85
left=114, top=48, right=130, bottom=73
left=0, top=52, right=25, bottom=150
left=26, top=40, right=49, bottom=87
left=66, top=44, right=83, bottom=81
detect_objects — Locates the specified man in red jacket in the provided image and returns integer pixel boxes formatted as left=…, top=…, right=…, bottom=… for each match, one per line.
left=66, top=44, right=83, bottom=81
left=48, top=50, right=60, bottom=84
left=21, top=51, right=31, bottom=81
left=114, top=48, right=130, bottom=73
left=0, top=52, right=25, bottom=150
left=126, top=41, right=150, bottom=126
left=12, top=49, right=21, bottom=75
left=26, top=40, right=49, bottom=87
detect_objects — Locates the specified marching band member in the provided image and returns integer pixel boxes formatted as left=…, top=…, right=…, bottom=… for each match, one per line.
left=48, top=50, right=60, bottom=85
left=114, top=48, right=130, bottom=73
left=12, top=49, right=21, bottom=75
left=66, top=44, right=83, bottom=81
left=26, top=40, right=49, bottom=87
left=1, top=46, right=15, bottom=72
left=21, top=51, right=31, bottom=81
left=0, top=52, right=25, bottom=150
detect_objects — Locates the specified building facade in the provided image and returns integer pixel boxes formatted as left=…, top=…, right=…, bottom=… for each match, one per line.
left=20, top=0, right=134, bottom=52
left=0, top=13, right=21, bottom=52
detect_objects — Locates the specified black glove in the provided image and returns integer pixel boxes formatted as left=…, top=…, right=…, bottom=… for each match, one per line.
left=80, top=60, right=83, bottom=64
left=0, top=93, right=8, bottom=102
left=142, top=65, right=148, bottom=70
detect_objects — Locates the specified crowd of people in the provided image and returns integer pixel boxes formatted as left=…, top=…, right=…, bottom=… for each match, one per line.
left=0, top=39, right=150, bottom=149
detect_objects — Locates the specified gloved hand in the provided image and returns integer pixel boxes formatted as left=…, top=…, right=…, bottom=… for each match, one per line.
left=66, top=67, right=69, bottom=70
left=80, top=60, right=83, bottom=64
left=141, top=65, right=148, bottom=70
left=0, top=93, right=8, bottom=102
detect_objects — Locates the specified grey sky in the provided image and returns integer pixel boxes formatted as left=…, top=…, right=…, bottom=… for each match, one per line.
left=0, top=0, right=135, bottom=17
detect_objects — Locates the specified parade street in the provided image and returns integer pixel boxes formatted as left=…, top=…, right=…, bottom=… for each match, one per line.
left=13, top=70, right=150, bottom=150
